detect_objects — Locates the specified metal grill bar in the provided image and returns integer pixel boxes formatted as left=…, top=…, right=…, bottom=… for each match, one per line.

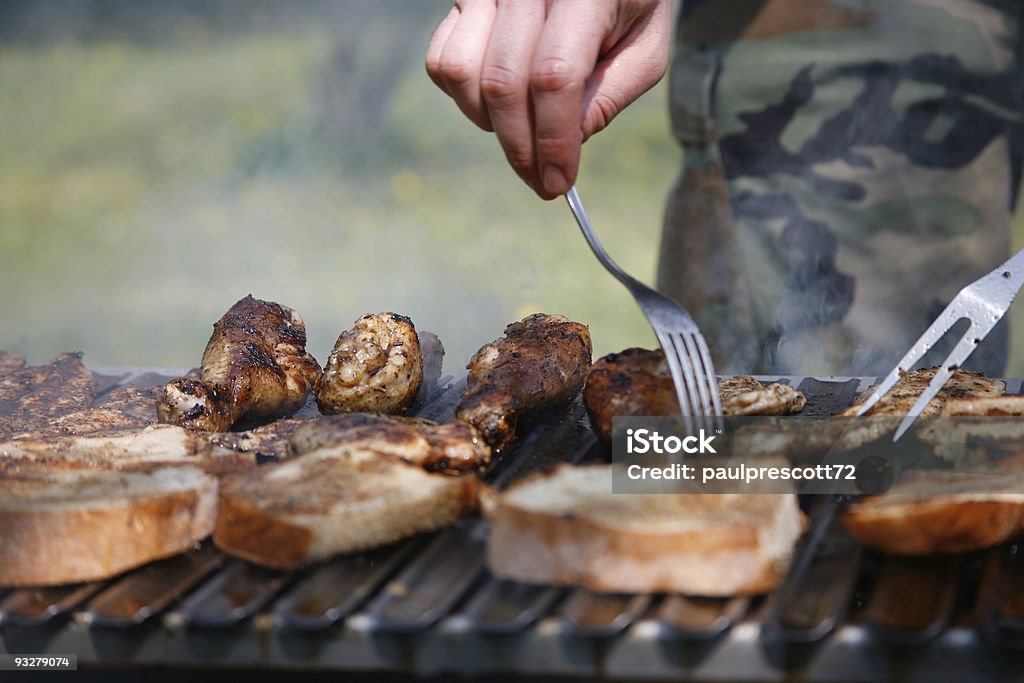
left=273, top=539, right=421, bottom=631
left=81, top=544, right=225, bottom=628
left=863, top=555, right=961, bottom=645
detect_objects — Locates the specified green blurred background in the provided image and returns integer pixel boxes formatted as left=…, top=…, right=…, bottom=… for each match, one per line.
left=1, top=1, right=1021, bottom=374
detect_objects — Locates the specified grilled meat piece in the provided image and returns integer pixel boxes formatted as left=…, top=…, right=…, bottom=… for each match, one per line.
left=205, top=418, right=307, bottom=461
left=31, top=385, right=164, bottom=438
left=719, top=375, right=806, bottom=416
left=745, top=369, right=1010, bottom=459
left=0, top=423, right=254, bottom=475
left=0, top=353, right=96, bottom=438
left=941, top=395, right=1024, bottom=416
left=289, top=413, right=491, bottom=474
left=915, top=395, right=1024, bottom=467
left=835, top=367, right=1004, bottom=417
left=455, top=313, right=592, bottom=450
left=157, top=296, right=321, bottom=432
left=315, top=313, right=423, bottom=415
left=0, top=351, right=25, bottom=375
left=583, top=348, right=806, bottom=442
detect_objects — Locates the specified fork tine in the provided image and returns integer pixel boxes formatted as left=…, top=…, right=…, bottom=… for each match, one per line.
left=854, top=304, right=967, bottom=417
left=691, top=332, right=725, bottom=430
left=658, top=332, right=697, bottom=435
left=892, top=320, right=988, bottom=440
left=677, top=332, right=716, bottom=434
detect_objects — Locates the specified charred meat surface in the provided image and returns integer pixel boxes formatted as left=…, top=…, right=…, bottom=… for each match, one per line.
left=314, top=313, right=423, bottom=415
left=583, top=348, right=806, bottom=442
left=205, top=418, right=307, bottom=461
left=290, top=413, right=491, bottom=473
left=0, top=423, right=254, bottom=475
left=29, top=385, right=164, bottom=438
left=0, top=352, right=25, bottom=375
left=0, top=353, right=96, bottom=438
left=719, top=375, right=807, bottom=416
left=835, top=367, right=1004, bottom=417
left=156, top=295, right=321, bottom=432
left=455, top=313, right=592, bottom=450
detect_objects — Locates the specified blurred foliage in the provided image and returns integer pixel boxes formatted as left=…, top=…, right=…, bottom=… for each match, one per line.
left=0, top=1, right=670, bottom=370
left=1, top=2, right=1022, bottom=374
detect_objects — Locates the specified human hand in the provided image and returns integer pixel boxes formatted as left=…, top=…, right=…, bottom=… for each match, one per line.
left=426, top=0, right=671, bottom=199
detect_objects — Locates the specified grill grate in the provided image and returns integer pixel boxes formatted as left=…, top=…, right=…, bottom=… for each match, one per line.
left=2, top=371, right=1024, bottom=679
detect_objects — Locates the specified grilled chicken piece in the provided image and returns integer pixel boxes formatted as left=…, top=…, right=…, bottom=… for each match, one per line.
left=289, top=413, right=491, bottom=473
left=583, top=348, right=806, bottom=442
left=315, top=313, right=423, bottom=415
left=455, top=313, right=592, bottom=450
left=0, top=353, right=96, bottom=438
left=157, top=296, right=321, bottom=432
left=835, top=367, right=1004, bottom=417
left=719, top=376, right=807, bottom=416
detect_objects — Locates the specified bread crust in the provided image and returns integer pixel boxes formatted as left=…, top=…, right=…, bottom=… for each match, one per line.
left=480, top=466, right=804, bottom=596
left=0, top=469, right=216, bottom=587
left=485, top=498, right=787, bottom=595
left=213, top=449, right=480, bottom=568
left=841, top=497, right=1024, bottom=555
left=212, top=491, right=313, bottom=569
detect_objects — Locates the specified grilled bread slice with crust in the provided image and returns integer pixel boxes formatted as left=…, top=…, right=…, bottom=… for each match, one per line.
left=213, top=447, right=479, bottom=569
left=481, top=464, right=805, bottom=596
left=0, top=465, right=217, bottom=587
left=841, top=470, right=1024, bottom=555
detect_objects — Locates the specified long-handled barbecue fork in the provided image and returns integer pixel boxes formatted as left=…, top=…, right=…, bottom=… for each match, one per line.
left=855, top=247, right=1024, bottom=440
left=565, top=186, right=723, bottom=435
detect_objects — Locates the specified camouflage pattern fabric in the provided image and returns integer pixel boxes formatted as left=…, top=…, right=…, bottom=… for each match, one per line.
left=658, top=0, right=1024, bottom=376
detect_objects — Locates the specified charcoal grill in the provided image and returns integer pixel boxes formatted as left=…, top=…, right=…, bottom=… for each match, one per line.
left=2, top=368, right=1024, bottom=681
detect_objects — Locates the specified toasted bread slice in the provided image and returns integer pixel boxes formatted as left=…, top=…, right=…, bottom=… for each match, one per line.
left=841, top=470, right=1024, bottom=555
left=0, top=465, right=217, bottom=587
left=213, top=447, right=479, bottom=569
left=481, top=464, right=805, bottom=596
left=0, top=424, right=254, bottom=475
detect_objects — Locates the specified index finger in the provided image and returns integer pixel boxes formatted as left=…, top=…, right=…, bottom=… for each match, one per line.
left=529, top=1, right=607, bottom=197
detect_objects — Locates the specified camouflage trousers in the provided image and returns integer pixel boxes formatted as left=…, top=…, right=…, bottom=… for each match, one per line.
left=657, top=0, right=1024, bottom=376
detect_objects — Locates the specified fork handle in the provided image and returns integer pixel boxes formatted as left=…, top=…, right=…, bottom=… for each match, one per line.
left=565, top=187, right=644, bottom=291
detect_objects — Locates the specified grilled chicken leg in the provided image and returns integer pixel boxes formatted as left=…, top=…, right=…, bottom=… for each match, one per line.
left=157, top=295, right=321, bottom=432
left=314, top=313, right=423, bottom=415
left=455, top=313, right=592, bottom=450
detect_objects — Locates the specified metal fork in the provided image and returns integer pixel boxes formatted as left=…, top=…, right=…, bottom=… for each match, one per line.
left=854, top=247, right=1024, bottom=440
left=565, top=186, right=723, bottom=435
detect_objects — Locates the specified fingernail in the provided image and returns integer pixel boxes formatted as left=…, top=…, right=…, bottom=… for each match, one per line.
left=542, top=165, right=568, bottom=195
